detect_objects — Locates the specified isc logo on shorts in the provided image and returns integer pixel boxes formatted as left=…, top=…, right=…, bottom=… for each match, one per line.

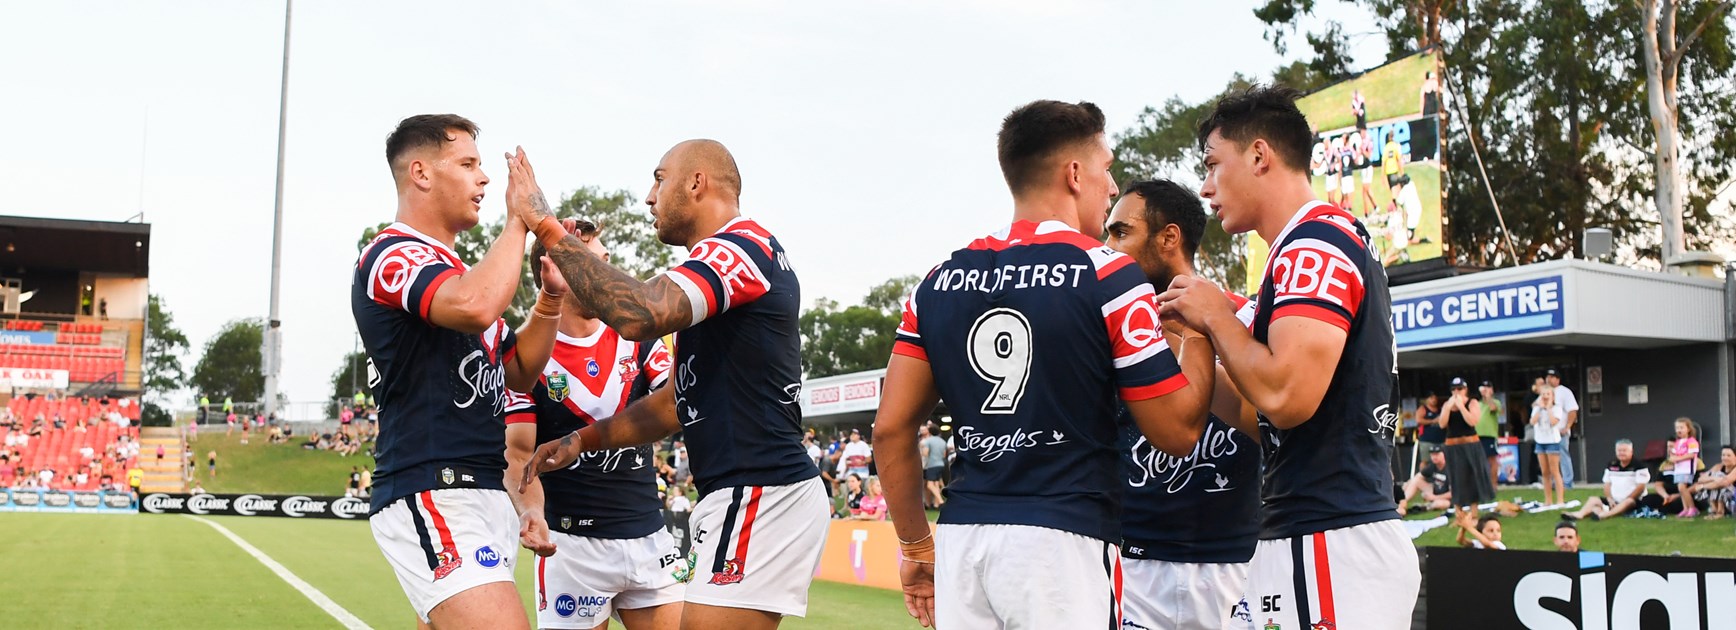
left=474, top=546, right=500, bottom=568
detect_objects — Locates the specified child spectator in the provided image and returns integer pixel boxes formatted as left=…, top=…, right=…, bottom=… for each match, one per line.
left=1666, top=417, right=1702, bottom=518
left=1457, top=512, right=1504, bottom=550
left=854, top=476, right=888, bottom=521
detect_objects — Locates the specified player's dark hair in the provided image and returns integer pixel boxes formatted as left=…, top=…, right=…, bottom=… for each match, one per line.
left=530, top=219, right=601, bottom=289
left=997, top=100, right=1107, bottom=196
left=1122, top=179, right=1206, bottom=257
left=1195, top=85, right=1313, bottom=174
left=385, top=114, right=480, bottom=175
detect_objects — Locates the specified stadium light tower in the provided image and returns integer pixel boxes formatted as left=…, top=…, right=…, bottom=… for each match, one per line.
left=263, top=0, right=292, bottom=420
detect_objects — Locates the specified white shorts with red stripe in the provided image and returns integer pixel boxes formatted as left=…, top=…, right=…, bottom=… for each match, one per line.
left=535, top=529, right=685, bottom=628
left=1245, top=519, right=1419, bottom=630
left=1121, top=558, right=1252, bottom=630
left=936, top=523, right=1123, bottom=629
left=369, top=488, right=519, bottom=622
left=683, top=477, right=828, bottom=617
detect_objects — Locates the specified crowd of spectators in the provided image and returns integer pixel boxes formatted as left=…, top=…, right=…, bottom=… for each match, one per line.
left=0, top=396, right=141, bottom=493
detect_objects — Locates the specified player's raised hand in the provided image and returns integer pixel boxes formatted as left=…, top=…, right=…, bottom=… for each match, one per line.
left=899, top=559, right=936, bottom=627
left=518, top=509, right=557, bottom=557
left=518, top=431, right=584, bottom=493
left=504, top=146, right=554, bottom=227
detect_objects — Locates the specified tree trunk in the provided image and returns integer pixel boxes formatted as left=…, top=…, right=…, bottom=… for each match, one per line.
left=1641, top=0, right=1687, bottom=263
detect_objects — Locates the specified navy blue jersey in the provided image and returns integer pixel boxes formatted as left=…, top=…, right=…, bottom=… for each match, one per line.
left=1251, top=202, right=1400, bottom=539
left=1119, top=292, right=1260, bottom=564
left=352, top=223, right=518, bottom=514
left=894, top=220, right=1188, bottom=543
left=661, top=217, right=817, bottom=497
left=506, top=327, right=671, bottom=539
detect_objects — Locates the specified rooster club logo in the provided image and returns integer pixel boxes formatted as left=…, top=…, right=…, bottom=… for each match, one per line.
left=475, top=546, right=501, bottom=568
left=616, top=356, right=640, bottom=384
left=432, top=549, right=462, bottom=580
left=710, top=559, right=745, bottom=586
left=547, top=372, right=571, bottom=403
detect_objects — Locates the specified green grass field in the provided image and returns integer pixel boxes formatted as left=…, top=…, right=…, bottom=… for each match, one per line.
left=1297, top=51, right=1437, bottom=131
left=0, top=512, right=921, bottom=629
left=18, top=433, right=1726, bottom=628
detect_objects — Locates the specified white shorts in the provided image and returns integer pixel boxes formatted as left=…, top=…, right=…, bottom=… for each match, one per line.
left=937, top=524, right=1121, bottom=629
left=1361, top=164, right=1373, bottom=184
left=536, top=529, right=685, bottom=628
left=1339, top=171, right=1356, bottom=195
left=370, top=488, right=519, bottom=622
left=1245, top=520, right=1419, bottom=630
left=684, top=477, right=828, bottom=617
left=1324, top=172, right=1341, bottom=192
left=1122, top=558, right=1252, bottom=630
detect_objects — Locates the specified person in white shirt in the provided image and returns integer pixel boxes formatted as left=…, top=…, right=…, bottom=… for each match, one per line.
left=1566, top=440, right=1648, bottom=521
left=1456, top=513, right=1505, bottom=550
left=836, top=429, right=872, bottom=479
left=669, top=492, right=691, bottom=514
left=1548, top=369, right=1580, bottom=487
left=803, top=433, right=823, bottom=468
left=1531, top=387, right=1568, bottom=506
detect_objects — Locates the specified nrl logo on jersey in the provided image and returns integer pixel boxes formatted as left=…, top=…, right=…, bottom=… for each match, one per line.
left=547, top=372, right=571, bottom=403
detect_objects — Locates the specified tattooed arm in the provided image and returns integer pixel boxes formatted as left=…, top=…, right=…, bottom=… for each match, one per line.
left=505, top=147, right=695, bottom=342
left=518, top=385, right=682, bottom=491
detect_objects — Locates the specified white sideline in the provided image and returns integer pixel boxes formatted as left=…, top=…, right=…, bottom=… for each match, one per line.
left=185, top=514, right=372, bottom=630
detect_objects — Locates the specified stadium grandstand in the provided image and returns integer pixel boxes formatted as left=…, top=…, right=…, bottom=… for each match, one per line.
left=0, top=215, right=151, bottom=496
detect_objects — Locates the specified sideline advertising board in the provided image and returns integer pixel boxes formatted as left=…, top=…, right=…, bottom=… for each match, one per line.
left=1427, top=546, right=1735, bottom=629
left=0, top=488, right=135, bottom=513
left=139, top=492, right=369, bottom=519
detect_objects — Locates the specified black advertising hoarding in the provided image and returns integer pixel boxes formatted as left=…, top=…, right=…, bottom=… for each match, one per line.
left=1426, top=546, right=1735, bottom=629
left=139, top=492, right=369, bottom=520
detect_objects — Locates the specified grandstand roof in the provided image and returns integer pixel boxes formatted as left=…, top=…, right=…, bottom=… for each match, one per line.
left=0, top=215, right=151, bottom=277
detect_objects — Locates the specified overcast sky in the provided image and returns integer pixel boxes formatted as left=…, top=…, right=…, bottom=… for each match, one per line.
left=0, top=1, right=1386, bottom=410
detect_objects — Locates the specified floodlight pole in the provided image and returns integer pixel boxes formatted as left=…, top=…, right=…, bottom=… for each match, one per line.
left=263, top=0, right=292, bottom=420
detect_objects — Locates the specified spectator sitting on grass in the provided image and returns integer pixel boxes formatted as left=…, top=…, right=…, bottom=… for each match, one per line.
left=190, top=481, right=206, bottom=494
left=1689, top=445, right=1735, bottom=519
left=1553, top=521, right=1581, bottom=552
left=1399, top=445, right=1452, bottom=515
left=1565, top=439, right=1648, bottom=521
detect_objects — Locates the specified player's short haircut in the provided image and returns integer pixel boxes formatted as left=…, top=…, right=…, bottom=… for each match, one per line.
left=385, top=114, right=480, bottom=179
left=997, top=100, right=1107, bottom=196
left=1615, top=439, right=1633, bottom=448
left=1122, top=179, right=1206, bottom=257
left=1195, top=85, right=1313, bottom=174
left=530, top=219, right=601, bottom=289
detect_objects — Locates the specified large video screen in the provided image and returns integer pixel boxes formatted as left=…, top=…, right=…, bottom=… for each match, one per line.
left=1246, top=50, right=1447, bottom=293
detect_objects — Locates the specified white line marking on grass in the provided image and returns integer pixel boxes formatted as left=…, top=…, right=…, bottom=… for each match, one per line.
left=186, top=514, right=372, bottom=630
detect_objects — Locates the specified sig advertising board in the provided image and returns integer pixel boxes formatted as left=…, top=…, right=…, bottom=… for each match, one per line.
left=1246, top=50, right=1448, bottom=293
left=1427, top=546, right=1736, bottom=629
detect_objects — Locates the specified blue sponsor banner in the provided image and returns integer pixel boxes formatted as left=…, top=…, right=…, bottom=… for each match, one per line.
left=0, top=488, right=136, bottom=513
left=1392, top=275, right=1564, bottom=348
left=0, top=331, right=55, bottom=345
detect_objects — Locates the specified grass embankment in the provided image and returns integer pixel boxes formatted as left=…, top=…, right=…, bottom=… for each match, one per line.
left=187, top=431, right=372, bottom=496
left=1407, top=487, right=1736, bottom=558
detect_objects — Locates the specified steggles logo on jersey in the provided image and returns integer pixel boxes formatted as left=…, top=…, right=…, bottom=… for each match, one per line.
left=955, top=425, right=1060, bottom=462
left=547, top=372, right=571, bottom=403
left=577, top=447, right=645, bottom=473
left=1370, top=403, right=1400, bottom=436
left=454, top=349, right=509, bottom=416
left=1127, top=423, right=1242, bottom=494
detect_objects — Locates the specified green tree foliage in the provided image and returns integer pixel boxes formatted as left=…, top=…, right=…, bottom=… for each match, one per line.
left=1111, top=62, right=1338, bottom=286
left=799, top=275, right=920, bottom=378
left=1253, top=0, right=1736, bottom=267
left=189, top=318, right=264, bottom=403
left=326, top=351, right=368, bottom=418
left=142, top=294, right=190, bottom=426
